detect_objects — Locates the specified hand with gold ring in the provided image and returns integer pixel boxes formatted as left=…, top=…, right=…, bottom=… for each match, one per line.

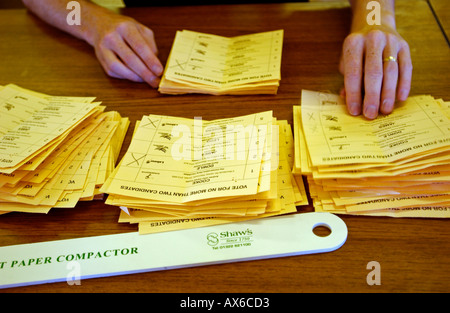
left=339, top=0, right=413, bottom=120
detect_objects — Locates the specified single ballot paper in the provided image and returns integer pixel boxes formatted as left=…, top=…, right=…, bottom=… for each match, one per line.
left=293, top=90, right=450, bottom=218
left=159, top=29, right=283, bottom=95
left=0, top=84, right=129, bottom=215
left=102, top=113, right=308, bottom=234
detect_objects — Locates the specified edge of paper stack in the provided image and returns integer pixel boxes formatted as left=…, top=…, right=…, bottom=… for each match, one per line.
left=101, top=111, right=308, bottom=234
left=292, top=89, right=450, bottom=218
left=0, top=84, right=129, bottom=215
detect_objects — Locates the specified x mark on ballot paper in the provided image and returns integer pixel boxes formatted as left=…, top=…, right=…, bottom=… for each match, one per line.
left=127, top=153, right=146, bottom=167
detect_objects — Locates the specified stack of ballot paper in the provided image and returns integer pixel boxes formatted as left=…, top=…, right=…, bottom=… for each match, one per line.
left=293, top=90, right=450, bottom=218
left=102, top=111, right=308, bottom=234
left=0, top=84, right=129, bottom=215
left=158, top=29, right=283, bottom=95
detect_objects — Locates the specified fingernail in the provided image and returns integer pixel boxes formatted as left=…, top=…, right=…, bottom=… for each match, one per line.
left=149, top=76, right=161, bottom=88
left=152, top=64, right=163, bottom=76
left=349, top=103, right=361, bottom=116
left=364, top=105, right=378, bottom=119
left=381, top=99, right=394, bottom=114
left=399, top=89, right=408, bottom=101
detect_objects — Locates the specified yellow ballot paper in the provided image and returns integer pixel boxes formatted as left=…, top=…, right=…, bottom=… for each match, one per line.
left=293, top=90, right=450, bottom=218
left=103, top=111, right=274, bottom=203
left=0, top=84, right=129, bottom=215
left=159, top=29, right=283, bottom=95
left=300, top=90, right=450, bottom=166
left=103, top=113, right=308, bottom=234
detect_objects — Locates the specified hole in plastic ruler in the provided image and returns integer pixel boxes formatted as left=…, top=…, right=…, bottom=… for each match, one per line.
left=312, top=223, right=332, bottom=237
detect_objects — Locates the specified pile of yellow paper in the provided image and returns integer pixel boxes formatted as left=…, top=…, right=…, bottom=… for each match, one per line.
left=102, top=111, right=308, bottom=234
left=0, top=84, right=129, bottom=215
left=159, top=29, right=283, bottom=95
left=293, top=90, right=450, bottom=217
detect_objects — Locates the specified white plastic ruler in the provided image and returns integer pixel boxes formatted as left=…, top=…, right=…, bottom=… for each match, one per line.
left=0, top=212, right=347, bottom=289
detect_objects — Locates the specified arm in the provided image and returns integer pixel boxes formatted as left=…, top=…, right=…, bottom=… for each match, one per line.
left=22, top=0, right=163, bottom=88
left=340, top=0, right=413, bottom=119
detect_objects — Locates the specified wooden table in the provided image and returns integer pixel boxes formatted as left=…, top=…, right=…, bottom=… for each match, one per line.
left=429, top=0, right=450, bottom=45
left=0, top=0, right=449, bottom=294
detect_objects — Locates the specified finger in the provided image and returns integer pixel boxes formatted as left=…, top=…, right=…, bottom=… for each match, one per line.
left=342, top=34, right=365, bottom=116
left=96, top=46, right=144, bottom=82
left=113, top=36, right=161, bottom=87
left=363, top=31, right=386, bottom=119
left=138, top=24, right=159, bottom=56
left=380, top=38, right=399, bottom=115
left=120, top=24, right=163, bottom=77
left=397, top=42, right=413, bottom=101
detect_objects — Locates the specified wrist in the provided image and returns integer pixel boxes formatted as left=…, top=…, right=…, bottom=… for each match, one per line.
left=77, top=1, right=106, bottom=46
left=350, top=0, right=397, bottom=33
left=72, top=0, right=118, bottom=47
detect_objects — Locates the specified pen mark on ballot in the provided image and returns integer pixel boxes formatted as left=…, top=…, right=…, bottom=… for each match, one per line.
left=127, top=153, right=146, bottom=166
left=142, top=117, right=159, bottom=129
left=173, top=59, right=187, bottom=70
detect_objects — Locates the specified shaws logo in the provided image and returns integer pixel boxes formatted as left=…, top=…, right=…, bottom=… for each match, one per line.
left=206, top=228, right=253, bottom=248
left=220, top=229, right=253, bottom=238
left=207, top=232, right=219, bottom=246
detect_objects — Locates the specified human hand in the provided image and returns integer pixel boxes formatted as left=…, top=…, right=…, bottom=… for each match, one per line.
left=339, top=26, right=413, bottom=119
left=86, top=10, right=163, bottom=88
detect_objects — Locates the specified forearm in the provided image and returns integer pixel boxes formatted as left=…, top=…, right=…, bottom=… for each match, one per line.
left=23, top=0, right=163, bottom=87
left=22, top=0, right=110, bottom=45
left=341, top=0, right=412, bottom=119
left=349, top=0, right=396, bottom=32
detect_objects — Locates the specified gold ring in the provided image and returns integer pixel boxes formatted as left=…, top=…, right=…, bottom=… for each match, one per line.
left=383, top=56, right=397, bottom=63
